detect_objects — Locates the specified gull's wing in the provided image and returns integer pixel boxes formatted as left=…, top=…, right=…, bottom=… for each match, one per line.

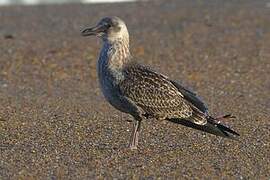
left=170, top=80, right=208, bottom=113
left=119, top=63, right=239, bottom=138
left=119, top=63, right=204, bottom=123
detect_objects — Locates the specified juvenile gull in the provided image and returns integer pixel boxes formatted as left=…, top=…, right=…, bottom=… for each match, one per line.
left=81, top=16, right=239, bottom=149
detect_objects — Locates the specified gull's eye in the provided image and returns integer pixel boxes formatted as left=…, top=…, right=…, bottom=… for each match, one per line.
left=104, top=23, right=112, bottom=29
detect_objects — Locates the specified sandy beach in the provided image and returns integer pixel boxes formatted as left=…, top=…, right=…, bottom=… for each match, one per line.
left=0, top=0, right=269, bottom=178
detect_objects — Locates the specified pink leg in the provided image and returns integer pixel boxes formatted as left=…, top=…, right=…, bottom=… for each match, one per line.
left=129, top=120, right=142, bottom=150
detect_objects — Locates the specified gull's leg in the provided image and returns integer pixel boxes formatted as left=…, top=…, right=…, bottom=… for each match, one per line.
left=129, top=119, right=142, bottom=150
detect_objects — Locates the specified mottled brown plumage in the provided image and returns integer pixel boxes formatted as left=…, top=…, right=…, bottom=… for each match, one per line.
left=81, top=16, right=239, bottom=149
left=120, top=63, right=194, bottom=121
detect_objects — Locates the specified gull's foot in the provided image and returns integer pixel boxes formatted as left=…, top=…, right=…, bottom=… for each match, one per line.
left=129, top=145, right=138, bottom=150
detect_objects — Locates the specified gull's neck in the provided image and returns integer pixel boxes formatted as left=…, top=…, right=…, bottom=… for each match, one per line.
left=98, top=37, right=131, bottom=82
left=101, top=37, right=131, bottom=69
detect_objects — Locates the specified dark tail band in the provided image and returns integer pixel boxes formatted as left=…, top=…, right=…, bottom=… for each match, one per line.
left=167, top=115, right=240, bottom=140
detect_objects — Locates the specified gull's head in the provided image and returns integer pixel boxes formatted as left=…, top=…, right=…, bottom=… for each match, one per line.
left=81, top=16, right=129, bottom=43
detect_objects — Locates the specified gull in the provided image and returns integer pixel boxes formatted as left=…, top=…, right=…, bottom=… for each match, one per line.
left=81, top=16, right=239, bottom=150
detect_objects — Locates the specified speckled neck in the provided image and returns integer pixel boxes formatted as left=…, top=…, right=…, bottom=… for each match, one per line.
left=102, top=37, right=131, bottom=70
left=98, top=37, right=131, bottom=84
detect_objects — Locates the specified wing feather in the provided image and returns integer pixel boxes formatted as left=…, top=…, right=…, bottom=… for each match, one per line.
left=170, top=80, right=208, bottom=113
left=119, top=63, right=193, bottom=119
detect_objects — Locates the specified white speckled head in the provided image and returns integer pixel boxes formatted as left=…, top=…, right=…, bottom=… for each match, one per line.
left=81, top=16, right=129, bottom=44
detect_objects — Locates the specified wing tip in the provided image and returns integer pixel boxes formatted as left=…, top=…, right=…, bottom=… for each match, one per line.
left=215, top=123, right=240, bottom=140
left=167, top=117, right=240, bottom=140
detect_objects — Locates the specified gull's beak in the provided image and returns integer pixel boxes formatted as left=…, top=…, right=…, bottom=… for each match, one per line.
left=81, top=24, right=106, bottom=36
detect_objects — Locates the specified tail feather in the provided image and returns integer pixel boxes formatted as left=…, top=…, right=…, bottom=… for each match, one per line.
left=206, top=117, right=240, bottom=139
left=167, top=115, right=240, bottom=140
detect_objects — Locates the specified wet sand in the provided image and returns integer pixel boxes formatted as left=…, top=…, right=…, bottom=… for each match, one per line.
left=0, top=0, right=269, bottom=179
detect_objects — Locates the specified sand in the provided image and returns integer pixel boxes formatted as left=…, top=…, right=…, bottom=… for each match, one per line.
left=0, top=0, right=269, bottom=179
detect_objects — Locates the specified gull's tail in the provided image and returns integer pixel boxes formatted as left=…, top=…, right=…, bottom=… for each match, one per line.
left=167, top=114, right=240, bottom=139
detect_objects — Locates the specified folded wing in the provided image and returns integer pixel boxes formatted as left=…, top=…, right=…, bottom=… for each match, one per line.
left=119, top=63, right=198, bottom=121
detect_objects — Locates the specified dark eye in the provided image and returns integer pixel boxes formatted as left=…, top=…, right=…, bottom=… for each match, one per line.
left=105, top=23, right=112, bottom=29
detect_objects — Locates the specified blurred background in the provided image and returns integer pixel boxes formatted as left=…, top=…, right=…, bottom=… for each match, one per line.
left=0, top=0, right=136, bottom=6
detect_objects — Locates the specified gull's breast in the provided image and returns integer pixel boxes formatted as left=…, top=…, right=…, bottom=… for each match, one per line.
left=97, top=54, right=128, bottom=113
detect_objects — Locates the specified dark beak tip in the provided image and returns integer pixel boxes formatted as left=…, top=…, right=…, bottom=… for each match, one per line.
left=81, top=24, right=105, bottom=37
left=80, top=31, right=85, bottom=36
left=81, top=29, right=92, bottom=36
left=80, top=30, right=87, bottom=36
